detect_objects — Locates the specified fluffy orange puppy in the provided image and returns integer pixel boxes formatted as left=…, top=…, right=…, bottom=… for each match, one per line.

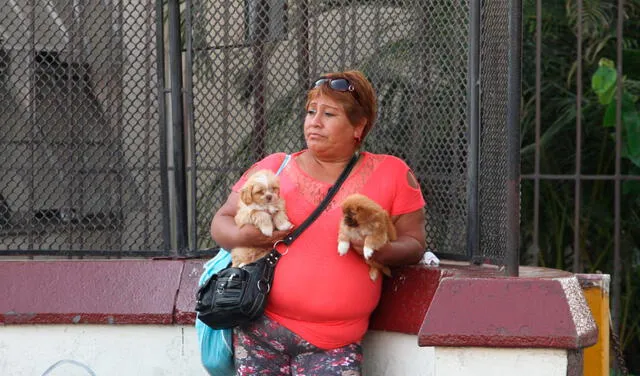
left=337, top=193, right=397, bottom=280
left=231, top=169, right=293, bottom=267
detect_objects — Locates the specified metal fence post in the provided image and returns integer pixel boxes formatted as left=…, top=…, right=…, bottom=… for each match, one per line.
left=167, top=0, right=188, bottom=254
left=467, top=0, right=481, bottom=262
left=506, top=0, right=522, bottom=276
left=157, top=0, right=172, bottom=252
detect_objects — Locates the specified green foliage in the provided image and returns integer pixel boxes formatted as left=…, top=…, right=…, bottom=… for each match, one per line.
left=591, top=58, right=640, bottom=195
left=520, top=0, right=640, bottom=371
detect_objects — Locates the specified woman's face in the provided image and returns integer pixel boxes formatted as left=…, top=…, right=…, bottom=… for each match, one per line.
left=304, top=94, right=364, bottom=158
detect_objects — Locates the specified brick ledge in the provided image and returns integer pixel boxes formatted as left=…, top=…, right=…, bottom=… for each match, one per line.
left=0, top=260, right=195, bottom=325
left=0, top=259, right=597, bottom=350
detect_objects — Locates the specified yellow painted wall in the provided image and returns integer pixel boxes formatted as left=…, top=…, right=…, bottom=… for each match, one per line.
left=579, top=274, right=610, bottom=376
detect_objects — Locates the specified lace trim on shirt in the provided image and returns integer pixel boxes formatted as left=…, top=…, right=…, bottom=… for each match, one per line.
left=283, top=153, right=384, bottom=211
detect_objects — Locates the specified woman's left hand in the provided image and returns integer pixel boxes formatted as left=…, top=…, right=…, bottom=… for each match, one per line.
left=346, top=237, right=395, bottom=264
left=347, top=209, right=426, bottom=266
left=347, top=238, right=366, bottom=257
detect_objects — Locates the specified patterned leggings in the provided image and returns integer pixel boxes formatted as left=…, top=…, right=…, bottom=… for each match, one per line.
left=233, top=315, right=363, bottom=376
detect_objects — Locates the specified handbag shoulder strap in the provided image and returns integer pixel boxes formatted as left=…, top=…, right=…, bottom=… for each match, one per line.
left=281, top=152, right=359, bottom=246
left=275, top=154, right=290, bottom=176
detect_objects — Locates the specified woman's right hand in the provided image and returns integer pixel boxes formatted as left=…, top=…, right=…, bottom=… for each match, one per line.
left=210, top=191, right=292, bottom=250
left=235, top=225, right=291, bottom=249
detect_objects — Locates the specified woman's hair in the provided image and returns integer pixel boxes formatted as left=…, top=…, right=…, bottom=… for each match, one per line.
left=306, top=70, right=377, bottom=142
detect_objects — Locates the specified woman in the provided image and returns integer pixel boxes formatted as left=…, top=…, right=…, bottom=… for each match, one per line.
left=211, top=70, right=426, bottom=375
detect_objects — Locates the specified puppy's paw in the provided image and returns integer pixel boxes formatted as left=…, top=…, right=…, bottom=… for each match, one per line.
left=369, top=267, right=380, bottom=281
left=259, top=226, right=273, bottom=237
left=363, top=246, right=374, bottom=260
left=337, top=241, right=350, bottom=255
left=277, top=221, right=294, bottom=231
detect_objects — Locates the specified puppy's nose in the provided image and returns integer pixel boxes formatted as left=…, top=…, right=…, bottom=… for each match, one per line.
left=344, top=216, right=358, bottom=227
left=265, top=194, right=273, bottom=202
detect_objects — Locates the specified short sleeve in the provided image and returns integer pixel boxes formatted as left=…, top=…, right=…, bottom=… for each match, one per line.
left=389, top=157, right=425, bottom=216
left=231, top=153, right=288, bottom=192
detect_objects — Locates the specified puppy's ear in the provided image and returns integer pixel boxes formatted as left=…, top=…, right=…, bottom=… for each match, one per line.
left=373, top=210, right=389, bottom=228
left=240, top=186, right=253, bottom=205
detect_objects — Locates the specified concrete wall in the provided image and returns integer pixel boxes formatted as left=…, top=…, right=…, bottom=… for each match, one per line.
left=434, top=347, right=567, bottom=376
left=0, top=325, right=571, bottom=376
left=1, top=326, right=437, bottom=376
left=0, top=325, right=204, bottom=376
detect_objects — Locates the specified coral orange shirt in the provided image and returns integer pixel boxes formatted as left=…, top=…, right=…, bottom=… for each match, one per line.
left=232, top=150, right=425, bottom=349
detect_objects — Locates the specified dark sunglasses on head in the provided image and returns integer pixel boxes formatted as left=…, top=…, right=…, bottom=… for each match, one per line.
left=312, top=77, right=361, bottom=104
left=312, top=77, right=355, bottom=93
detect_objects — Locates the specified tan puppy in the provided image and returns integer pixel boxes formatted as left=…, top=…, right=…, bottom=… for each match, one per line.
left=231, top=169, right=293, bottom=267
left=337, top=193, right=396, bottom=281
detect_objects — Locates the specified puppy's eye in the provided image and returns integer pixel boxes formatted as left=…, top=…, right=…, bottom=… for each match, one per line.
left=273, top=188, right=280, bottom=194
left=254, top=188, right=264, bottom=195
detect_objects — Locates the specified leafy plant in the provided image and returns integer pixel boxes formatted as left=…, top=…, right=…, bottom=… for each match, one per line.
left=592, top=57, right=640, bottom=189
left=520, top=0, right=640, bottom=371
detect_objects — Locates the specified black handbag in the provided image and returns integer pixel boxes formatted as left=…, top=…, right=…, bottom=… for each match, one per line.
left=195, top=152, right=359, bottom=330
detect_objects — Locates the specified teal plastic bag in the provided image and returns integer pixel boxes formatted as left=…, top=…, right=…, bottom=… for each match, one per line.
left=196, top=249, right=234, bottom=375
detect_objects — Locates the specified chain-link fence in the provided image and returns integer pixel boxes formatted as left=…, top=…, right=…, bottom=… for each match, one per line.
left=187, top=0, right=518, bottom=267
left=0, top=0, right=168, bottom=256
left=1, top=0, right=519, bottom=269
